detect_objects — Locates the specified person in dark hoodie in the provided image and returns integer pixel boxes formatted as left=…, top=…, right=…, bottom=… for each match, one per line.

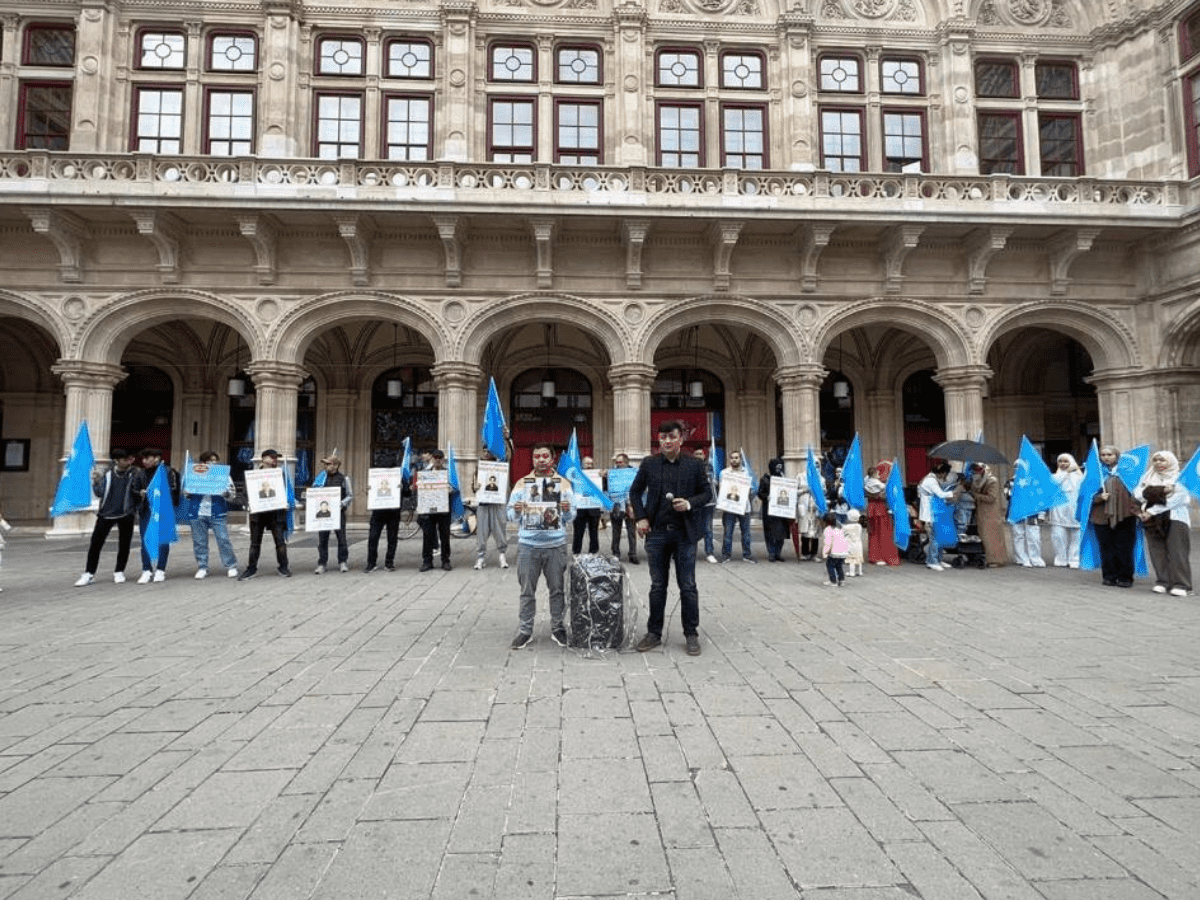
left=74, top=448, right=139, bottom=586
left=131, top=447, right=181, bottom=583
left=757, top=457, right=792, bottom=562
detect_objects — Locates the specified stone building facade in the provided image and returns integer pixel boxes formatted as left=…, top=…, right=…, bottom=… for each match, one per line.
left=0, top=0, right=1197, bottom=526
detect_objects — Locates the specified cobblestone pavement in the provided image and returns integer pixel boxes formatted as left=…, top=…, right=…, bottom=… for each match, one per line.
left=1, top=527, right=1199, bottom=900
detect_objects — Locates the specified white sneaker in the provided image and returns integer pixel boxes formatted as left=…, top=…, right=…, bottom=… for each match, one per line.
left=499, top=557, right=509, bottom=569
left=153, top=570, right=166, bottom=582
left=227, top=568, right=238, bottom=578
left=194, top=569, right=208, bottom=580
left=927, top=564, right=944, bottom=572
left=314, top=565, right=325, bottom=575
left=1152, top=585, right=1167, bottom=594
left=113, top=572, right=126, bottom=584
left=473, top=560, right=484, bottom=570
left=74, top=573, right=94, bottom=587
left=1169, top=588, right=1188, bottom=597
left=706, top=554, right=718, bottom=564
left=137, top=570, right=153, bottom=584
left=339, top=563, right=349, bottom=573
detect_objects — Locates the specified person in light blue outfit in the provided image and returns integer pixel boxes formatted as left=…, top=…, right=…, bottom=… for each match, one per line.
left=185, top=450, right=239, bottom=579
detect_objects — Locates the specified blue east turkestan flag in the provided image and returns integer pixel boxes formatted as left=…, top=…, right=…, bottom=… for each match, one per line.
left=1075, top=440, right=1102, bottom=525
left=399, top=436, right=412, bottom=484
left=841, top=433, right=866, bottom=511
left=447, top=442, right=465, bottom=519
left=50, top=420, right=96, bottom=517
left=557, top=428, right=612, bottom=511
left=1116, top=445, right=1151, bottom=493
left=885, top=457, right=910, bottom=551
left=143, top=462, right=179, bottom=568
left=1007, top=436, right=1067, bottom=524
left=708, top=433, right=718, bottom=484
left=1177, top=444, right=1200, bottom=500
left=741, top=448, right=759, bottom=496
left=481, top=377, right=508, bottom=462
left=806, top=449, right=828, bottom=516
left=557, top=428, right=581, bottom=478
left=283, top=464, right=297, bottom=540
left=931, top=497, right=959, bottom=547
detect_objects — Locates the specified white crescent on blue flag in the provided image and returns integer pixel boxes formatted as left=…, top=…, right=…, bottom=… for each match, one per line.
left=50, top=420, right=96, bottom=517
left=481, top=377, right=508, bottom=461
left=1115, top=445, right=1151, bottom=493
left=564, top=461, right=614, bottom=511
left=1177, top=444, right=1200, bottom=500
left=1006, top=436, right=1067, bottom=524
left=557, top=428, right=581, bottom=478
left=841, top=434, right=866, bottom=511
left=1074, top=440, right=1102, bottom=525
left=143, top=462, right=179, bottom=568
left=885, top=457, right=910, bottom=550
left=806, top=449, right=828, bottom=516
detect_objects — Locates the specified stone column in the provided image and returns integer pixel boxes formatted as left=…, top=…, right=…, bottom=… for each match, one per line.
left=863, top=388, right=900, bottom=468
left=70, top=0, right=115, bottom=153
left=612, top=5, right=648, bottom=166
left=247, top=362, right=306, bottom=460
left=776, top=15, right=814, bottom=170
left=609, top=363, right=655, bottom=461
left=440, top=1, right=477, bottom=162
left=933, top=365, right=992, bottom=441
left=179, top=390, right=222, bottom=458
left=1090, top=368, right=1196, bottom=453
left=938, top=22, right=977, bottom=174
left=432, top=361, right=482, bottom=492
left=775, top=364, right=824, bottom=473
left=259, top=2, right=302, bottom=157
left=46, top=360, right=126, bottom=536
left=736, top=388, right=770, bottom=471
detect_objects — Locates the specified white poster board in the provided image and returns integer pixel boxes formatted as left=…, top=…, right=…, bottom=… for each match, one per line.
left=245, top=469, right=287, bottom=513
left=767, top=476, right=798, bottom=519
left=417, top=469, right=450, bottom=515
left=716, top=470, right=751, bottom=516
left=305, top=486, right=342, bottom=531
left=476, top=460, right=509, bottom=505
left=367, top=468, right=404, bottom=510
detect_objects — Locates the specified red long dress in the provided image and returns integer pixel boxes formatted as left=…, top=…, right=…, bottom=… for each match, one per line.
left=866, top=462, right=900, bottom=566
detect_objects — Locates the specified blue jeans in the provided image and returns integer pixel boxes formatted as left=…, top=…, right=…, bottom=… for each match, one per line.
left=644, top=529, right=699, bottom=637
left=721, top=511, right=753, bottom=559
left=190, top=516, right=238, bottom=569
left=925, top=527, right=943, bottom=567
left=138, top=508, right=171, bottom=572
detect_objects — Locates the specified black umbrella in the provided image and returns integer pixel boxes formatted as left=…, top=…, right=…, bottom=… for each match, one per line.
left=927, top=439, right=1009, bottom=466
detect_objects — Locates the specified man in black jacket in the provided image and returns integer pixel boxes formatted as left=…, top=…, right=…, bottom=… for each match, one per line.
left=630, top=420, right=713, bottom=656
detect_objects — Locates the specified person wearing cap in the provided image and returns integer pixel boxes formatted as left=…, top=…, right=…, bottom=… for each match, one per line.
left=130, top=448, right=181, bottom=583
left=312, top=454, right=353, bottom=574
left=73, top=448, right=139, bottom=586
left=419, top=449, right=454, bottom=572
left=238, top=449, right=291, bottom=580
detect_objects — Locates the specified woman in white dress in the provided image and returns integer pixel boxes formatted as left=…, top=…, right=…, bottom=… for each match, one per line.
left=1048, top=453, right=1083, bottom=568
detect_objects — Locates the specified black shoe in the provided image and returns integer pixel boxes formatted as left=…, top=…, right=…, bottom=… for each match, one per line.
left=441, top=561, right=452, bottom=571
left=510, top=632, right=533, bottom=650
left=628, top=555, right=640, bottom=565
left=685, top=634, right=701, bottom=656
left=237, top=568, right=257, bottom=581
left=419, top=562, right=433, bottom=572
left=1116, top=580, right=1133, bottom=588
left=1102, top=578, right=1116, bottom=586
left=551, top=628, right=569, bottom=647
left=635, top=633, right=661, bottom=652
left=278, top=567, right=291, bottom=577
left=385, top=564, right=395, bottom=572
left=364, top=565, right=378, bottom=573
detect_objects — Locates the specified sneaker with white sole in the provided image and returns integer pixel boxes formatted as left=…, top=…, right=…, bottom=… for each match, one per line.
left=1152, top=585, right=1167, bottom=594
left=499, top=557, right=509, bottom=569
left=706, top=554, right=718, bottom=564
left=227, top=568, right=238, bottom=578
left=314, top=565, right=325, bottom=575
left=1170, top=588, right=1189, bottom=597
left=339, top=563, right=349, bottom=573
left=113, top=572, right=126, bottom=584
left=510, top=632, right=533, bottom=650
left=153, top=570, right=166, bottom=582
left=74, top=573, right=94, bottom=587
left=473, top=560, right=484, bottom=570
left=137, top=570, right=153, bottom=584
left=194, top=569, right=208, bottom=580
left=551, top=628, right=569, bottom=647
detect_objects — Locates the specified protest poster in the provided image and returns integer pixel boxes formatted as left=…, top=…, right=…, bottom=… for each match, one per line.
left=305, top=486, right=342, bottom=531
left=476, top=460, right=509, bottom=504
left=367, top=468, right=404, bottom=510
left=519, top=475, right=566, bottom=530
left=767, top=476, right=798, bottom=519
left=606, top=466, right=636, bottom=504
left=716, top=470, right=751, bottom=515
left=245, top=469, right=287, bottom=513
left=573, top=468, right=605, bottom=510
left=417, top=468, right=450, bottom=514
left=183, top=461, right=231, bottom=496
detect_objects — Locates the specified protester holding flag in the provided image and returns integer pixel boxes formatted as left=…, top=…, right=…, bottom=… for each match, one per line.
left=693, top=446, right=719, bottom=564
left=1088, top=445, right=1139, bottom=588
left=966, top=463, right=1008, bottom=567
left=184, top=450, right=240, bottom=579
left=1048, top=454, right=1084, bottom=568
left=131, top=448, right=180, bottom=583
left=918, top=461, right=959, bottom=571
left=238, top=449, right=291, bottom=580
left=1134, top=450, right=1192, bottom=597
left=606, top=453, right=639, bottom=565
left=795, top=451, right=827, bottom=561
left=571, top=455, right=603, bottom=555
left=73, top=448, right=139, bottom=586
left=865, top=462, right=899, bottom=566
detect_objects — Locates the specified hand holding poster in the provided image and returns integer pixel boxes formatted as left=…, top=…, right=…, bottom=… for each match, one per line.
left=367, top=468, right=403, bottom=510
left=606, top=467, right=636, bottom=505
left=767, top=476, right=798, bottom=519
left=183, top=461, right=232, bottom=496
left=417, top=469, right=450, bottom=515
left=573, top=468, right=605, bottom=510
left=305, top=486, right=342, bottom=531
left=476, top=460, right=509, bottom=504
left=716, top=470, right=751, bottom=515
left=245, top=469, right=287, bottom=513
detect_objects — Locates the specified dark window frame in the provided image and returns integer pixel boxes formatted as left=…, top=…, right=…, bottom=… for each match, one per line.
left=881, top=106, right=928, bottom=173
left=487, top=95, right=537, bottom=162
left=134, top=27, right=187, bottom=71
left=206, top=31, right=259, bottom=73
left=1034, top=58, right=1079, bottom=100
left=718, top=49, right=766, bottom=91
left=22, top=23, right=75, bottom=67
left=312, top=89, right=365, bottom=158
left=381, top=91, right=434, bottom=160
left=880, top=55, right=925, bottom=96
left=1186, top=66, right=1200, bottom=177
left=384, top=37, right=435, bottom=80
left=1181, top=3, right=1200, bottom=62
left=554, top=44, right=603, bottom=85
left=1038, top=111, right=1084, bottom=176
left=130, top=83, right=185, bottom=153
left=16, top=80, right=72, bottom=149
left=818, top=104, right=866, bottom=172
left=553, top=97, right=603, bottom=164
left=655, top=99, right=705, bottom=167
left=202, top=86, right=256, bottom=155
left=488, top=41, right=537, bottom=84
left=719, top=101, right=768, bottom=169
left=817, top=51, right=865, bottom=94
left=655, top=46, right=704, bottom=89
left=314, top=34, right=366, bottom=77
left=974, top=56, right=1020, bottom=98
left=977, top=110, right=1025, bottom=175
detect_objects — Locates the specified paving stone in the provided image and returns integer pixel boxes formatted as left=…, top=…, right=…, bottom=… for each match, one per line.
left=556, top=812, right=671, bottom=896
left=188, top=863, right=269, bottom=900
left=731, top=753, right=842, bottom=810
left=692, top=767, right=758, bottom=828
left=504, top=770, right=557, bottom=834
left=421, top=690, right=494, bottom=722
left=650, top=781, right=715, bottom=849
left=891, top=749, right=1026, bottom=804
left=1086, top=835, right=1200, bottom=900
left=293, top=777, right=375, bottom=843
left=830, top=776, right=923, bottom=842
left=557, top=757, right=652, bottom=815
left=916, top=819, right=1048, bottom=900
left=883, top=839, right=985, bottom=900
left=0, top=776, right=114, bottom=839
left=248, top=843, right=339, bottom=900
left=224, top=792, right=322, bottom=865
left=664, top=846, right=737, bottom=900
left=0, top=800, right=123, bottom=874
left=560, top=716, right=638, bottom=759
left=708, top=715, right=801, bottom=757
left=4, top=855, right=110, bottom=900
left=638, top=734, right=691, bottom=784
left=70, top=829, right=240, bottom=900
left=759, top=807, right=903, bottom=889
left=155, top=769, right=295, bottom=830
left=492, top=832, right=554, bottom=900
left=429, top=852, right=499, bottom=900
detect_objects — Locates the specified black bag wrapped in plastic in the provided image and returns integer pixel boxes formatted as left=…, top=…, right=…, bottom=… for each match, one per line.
left=568, top=554, right=635, bottom=653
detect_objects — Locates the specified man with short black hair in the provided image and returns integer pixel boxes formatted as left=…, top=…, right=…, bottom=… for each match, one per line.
left=238, top=449, right=291, bottom=580
left=131, top=448, right=180, bottom=583
left=74, top=448, right=139, bottom=586
left=184, top=450, right=239, bottom=579
left=419, top=449, right=453, bottom=572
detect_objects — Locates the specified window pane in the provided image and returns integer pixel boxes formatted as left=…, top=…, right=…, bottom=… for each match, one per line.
left=658, top=105, right=701, bottom=166
left=722, top=106, right=765, bottom=169
left=978, top=113, right=1022, bottom=174
left=490, top=99, right=535, bottom=160
left=721, top=53, right=763, bottom=89
left=1035, top=62, right=1077, bottom=99
left=883, top=112, right=924, bottom=172
left=819, top=56, right=861, bottom=92
left=975, top=60, right=1018, bottom=97
left=140, top=32, right=185, bottom=69
left=658, top=50, right=701, bottom=87
left=385, top=96, right=432, bottom=160
left=20, top=84, right=72, bottom=149
left=210, top=35, right=256, bottom=72
left=207, top=90, right=253, bottom=155
left=135, top=88, right=184, bottom=153
left=318, top=38, right=363, bottom=76
left=1039, top=114, right=1080, bottom=176
left=557, top=101, right=600, bottom=163
left=491, top=45, right=534, bottom=82
left=388, top=41, right=432, bottom=79
left=821, top=109, right=862, bottom=171
left=316, top=94, right=361, bottom=157
left=558, top=47, right=599, bottom=84
left=881, top=58, right=921, bottom=94
left=1191, top=72, right=1200, bottom=166
left=1183, top=9, right=1200, bottom=61
left=25, top=27, right=75, bottom=66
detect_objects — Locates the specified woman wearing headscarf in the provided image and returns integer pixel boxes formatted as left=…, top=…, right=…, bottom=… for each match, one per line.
left=757, top=458, right=791, bottom=562
left=1134, top=450, right=1192, bottom=596
left=864, top=462, right=899, bottom=566
left=793, top=459, right=823, bottom=561
left=967, top=463, right=1008, bottom=567
left=1088, top=445, right=1138, bottom=588
left=1048, top=453, right=1083, bottom=568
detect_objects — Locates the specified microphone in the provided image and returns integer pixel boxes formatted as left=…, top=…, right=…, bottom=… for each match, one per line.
left=665, top=493, right=674, bottom=502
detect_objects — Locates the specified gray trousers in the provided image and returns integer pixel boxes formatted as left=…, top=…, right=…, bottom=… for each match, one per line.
left=1146, top=519, right=1192, bottom=593
left=475, top=503, right=508, bottom=562
left=517, top=543, right=567, bottom=635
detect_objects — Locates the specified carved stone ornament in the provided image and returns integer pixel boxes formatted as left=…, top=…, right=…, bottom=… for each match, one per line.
left=978, top=0, right=1073, bottom=29
left=63, top=296, right=87, bottom=320
left=820, top=0, right=915, bottom=20
left=659, top=0, right=757, bottom=13
left=851, top=0, right=896, bottom=17
left=256, top=298, right=280, bottom=322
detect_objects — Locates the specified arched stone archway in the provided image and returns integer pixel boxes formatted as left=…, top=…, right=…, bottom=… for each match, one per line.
left=637, top=296, right=801, bottom=370
left=981, top=301, right=1140, bottom=373
left=272, top=291, right=449, bottom=365
left=459, top=294, right=630, bottom=366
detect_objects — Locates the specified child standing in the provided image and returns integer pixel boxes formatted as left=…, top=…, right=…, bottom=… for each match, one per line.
left=821, top=511, right=849, bottom=587
left=844, top=508, right=864, bottom=577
